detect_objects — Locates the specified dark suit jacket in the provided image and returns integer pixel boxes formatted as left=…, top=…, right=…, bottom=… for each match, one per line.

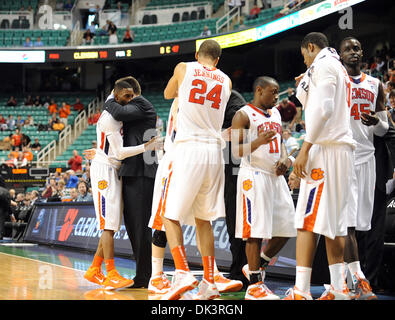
left=104, top=95, right=158, bottom=178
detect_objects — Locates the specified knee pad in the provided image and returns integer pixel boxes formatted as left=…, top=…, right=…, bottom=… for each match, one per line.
left=152, top=230, right=167, bottom=248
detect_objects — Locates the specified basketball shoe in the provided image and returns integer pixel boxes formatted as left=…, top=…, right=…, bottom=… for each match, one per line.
left=316, top=284, right=351, bottom=300
left=192, top=279, right=221, bottom=300
left=148, top=272, right=171, bottom=294
left=102, top=269, right=134, bottom=290
left=283, top=286, right=313, bottom=300
left=214, top=272, right=243, bottom=293
left=161, top=270, right=199, bottom=300
left=83, top=266, right=106, bottom=286
left=245, top=281, right=280, bottom=300
left=354, top=276, right=378, bottom=300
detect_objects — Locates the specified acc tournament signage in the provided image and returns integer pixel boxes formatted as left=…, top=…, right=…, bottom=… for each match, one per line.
left=0, top=50, right=45, bottom=63
left=24, top=202, right=296, bottom=276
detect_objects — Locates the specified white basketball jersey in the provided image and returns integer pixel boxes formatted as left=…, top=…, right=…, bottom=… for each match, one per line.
left=240, top=104, right=283, bottom=175
left=175, top=61, right=231, bottom=146
left=93, top=110, right=123, bottom=169
left=349, top=73, right=380, bottom=165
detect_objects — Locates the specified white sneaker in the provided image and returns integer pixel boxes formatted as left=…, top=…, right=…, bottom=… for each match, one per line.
left=148, top=272, right=171, bottom=294
left=242, top=264, right=250, bottom=281
left=245, top=282, right=280, bottom=300
left=316, top=284, right=351, bottom=300
left=192, top=279, right=221, bottom=300
left=283, top=286, right=313, bottom=300
left=161, top=270, right=199, bottom=300
left=214, top=272, right=243, bottom=293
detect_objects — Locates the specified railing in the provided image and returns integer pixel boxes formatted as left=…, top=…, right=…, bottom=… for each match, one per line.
left=216, top=6, right=239, bottom=34
left=36, top=139, right=57, bottom=167
left=57, top=124, right=73, bottom=153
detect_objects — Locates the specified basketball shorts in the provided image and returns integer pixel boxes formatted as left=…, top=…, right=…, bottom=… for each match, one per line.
left=348, top=156, right=376, bottom=231
left=149, top=150, right=174, bottom=231
left=235, top=167, right=296, bottom=240
left=294, top=144, right=354, bottom=239
left=91, top=161, right=123, bottom=232
left=162, top=141, right=225, bottom=226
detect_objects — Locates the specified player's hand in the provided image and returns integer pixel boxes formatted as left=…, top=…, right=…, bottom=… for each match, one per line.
left=83, top=148, right=97, bottom=160
left=295, top=73, right=305, bottom=87
left=258, top=130, right=276, bottom=145
left=274, top=158, right=289, bottom=176
left=145, top=136, right=164, bottom=151
left=293, top=150, right=309, bottom=179
left=361, top=112, right=379, bottom=126
left=288, top=171, right=301, bottom=190
left=221, top=127, right=231, bottom=142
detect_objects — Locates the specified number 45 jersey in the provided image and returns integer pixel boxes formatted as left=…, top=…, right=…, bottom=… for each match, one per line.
left=349, top=73, right=380, bottom=165
left=175, top=61, right=231, bottom=146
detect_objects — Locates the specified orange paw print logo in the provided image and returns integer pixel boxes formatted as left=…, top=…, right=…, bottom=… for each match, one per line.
left=98, top=180, right=108, bottom=190
left=311, top=168, right=324, bottom=181
left=243, top=179, right=253, bottom=191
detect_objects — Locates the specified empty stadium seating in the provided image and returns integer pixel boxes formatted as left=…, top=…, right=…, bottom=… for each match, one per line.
left=0, top=0, right=38, bottom=12
left=146, top=0, right=223, bottom=13
left=0, top=29, right=70, bottom=47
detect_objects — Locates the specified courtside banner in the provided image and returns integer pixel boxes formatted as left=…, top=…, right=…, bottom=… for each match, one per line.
left=23, top=202, right=296, bottom=276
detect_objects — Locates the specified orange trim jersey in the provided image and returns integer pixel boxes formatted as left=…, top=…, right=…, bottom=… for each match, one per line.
left=239, top=104, right=283, bottom=175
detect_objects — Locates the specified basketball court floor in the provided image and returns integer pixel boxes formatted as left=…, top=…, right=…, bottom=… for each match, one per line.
left=0, top=241, right=394, bottom=301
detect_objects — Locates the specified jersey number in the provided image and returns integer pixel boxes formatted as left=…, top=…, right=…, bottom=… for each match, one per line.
left=350, top=103, right=371, bottom=120
left=269, top=139, right=279, bottom=154
left=188, top=79, right=223, bottom=109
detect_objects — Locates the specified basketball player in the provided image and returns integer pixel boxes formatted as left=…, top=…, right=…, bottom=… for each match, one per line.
left=159, top=39, right=232, bottom=300
left=284, top=32, right=356, bottom=300
left=83, top=77, right=160, bottom=290
left=231, top=76, right=297, bottom=300
left=340, top=37, right=388, bottom=300
left=147, top=98, right=243, bottom=295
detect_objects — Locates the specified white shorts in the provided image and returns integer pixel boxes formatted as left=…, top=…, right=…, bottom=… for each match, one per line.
left=348, top=156, right=376, bottom=231
left=91, top=161, right=123, bottom=231
left=235, top=167, right=297, bottom=240
left=295, top=144, right=354, bottom=239
left=148, top=150, right=173, bottom=231
left=162, top=142, right=225, bottom=226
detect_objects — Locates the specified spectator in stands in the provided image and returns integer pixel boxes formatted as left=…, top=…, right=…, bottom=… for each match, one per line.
left=7, top=96, right=17, bottom=107
left=30, top=190, right=39, bottom=205
left=108, top=20, right=117, bottom=35
left=73, top=98, right=84, bottom=112
left=42, top=178, right=57, bottom=200
left=76, top=181, right=93, bottom=202
left=21, top=146, right=33, bottom=167
left=11, top=129, right=23, bottom=150
left=34, top=37, right=44, bottom=47
left=83, top=29, right=94, bottom=45
left=277, top=98, right=297, bottom=130
left=24, top=37, right=33, bottom=47
left=5, top=153, right=17, bottom=168
left=24, top=114, right=34, bottom=127
left=48, top=99, right=57, bottom=115
left=6, top=192, right=32, bottom=240
left=87, top=21, right=96, bottom=35
left=56, top=179, right=69, bottom=202
left=64, top=0, right=73, bottom=11
left=387, top=89, right=395, bottom=126
left=82, top=163, right=91, bottom=188
left=59, top=102, right=71, bottom=126
left=122, top=26, right=135, bottom=43
left=55, top=1, right=64, bottom=10
left=88, top=108, right=101, bottom=125
left=283, top=129, right=300, bottom=157
left=16, top=115, right=24, bottom=129
left=65, top=169, right=79, bottom=188
left=21, top=132, right=31, bottom=148
left=52, top=118, right=65, bottom=131
left=6, top=115, right=16, bottom=131
left=24, top=95, right=34, bottom=106
left=108, top=30, right=118, bottom=44
left=70, top=188, right=79, bottom=202
left=31, top=138, right=41, bottom=152
left=93, top=5, right=101, bottom=27
left=68, top=149, right=83, bottom=173
left=227, top=0, right=242, bottom=14
left=200, top=25, right=212, bottom=37
left=0, top=134, right=12, bottom=150
left=247, top=4, right=261, bottom=20
left=27, top=5, right=33, bottom=12
left=237, top=17, right=247, bottom=30
left=33, top=96, right=42, bottom=106
left=0, top=114, right=7, bottom=131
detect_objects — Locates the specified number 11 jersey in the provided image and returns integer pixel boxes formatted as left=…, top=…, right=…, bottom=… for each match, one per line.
left=175, top=61, right=231, bottom=146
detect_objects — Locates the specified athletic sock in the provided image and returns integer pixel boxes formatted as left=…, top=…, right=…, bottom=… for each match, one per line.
left=171, top=245, right=189, bottom=272
left=91, top=255, right=103, bottom=269
left=347, top=261, right=366, bottom=285
left=105, top=259, right=115, bottom=273
left=152, top=256, right=164, bottom=277
left=249, top=270, right=262, bottom=285
left=202, top=256, right=215, bottom=283
left=295, top=266, right=312, bottom=294
left=329, top=263, right=346, bottom=291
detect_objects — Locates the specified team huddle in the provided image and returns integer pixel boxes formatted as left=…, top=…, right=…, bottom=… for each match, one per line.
left=82, top=32, right=388, bottom=300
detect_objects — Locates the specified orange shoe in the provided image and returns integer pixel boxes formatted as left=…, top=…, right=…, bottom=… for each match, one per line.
left=102, top=270, right=134, bottom=290
left=148, top=272, right=171, bottom=294
left=355, top=277, right=378, bottom=300
left=316, top=284, right=351, bottom=300
left=214, top=272, right=243, bottom=293
left=245, top=282, right=280, bottom=300
left=84, top=266, right=106, bottom=286
left=283, top=287, right=313, bottom=300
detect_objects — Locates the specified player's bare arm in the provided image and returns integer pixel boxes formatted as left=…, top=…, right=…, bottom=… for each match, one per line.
left=231, top=110, right=276, bottom=158
left=293, top=141, right=313, bottom=179
left=164, top=62, right=186, bottom=99
left=275, top=140, right=290, bottom=176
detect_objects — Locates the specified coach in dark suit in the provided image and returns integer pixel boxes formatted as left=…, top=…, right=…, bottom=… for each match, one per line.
left=104, top=77, right=158, bottom=287
left=222, top=90, right=248, bottom=287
